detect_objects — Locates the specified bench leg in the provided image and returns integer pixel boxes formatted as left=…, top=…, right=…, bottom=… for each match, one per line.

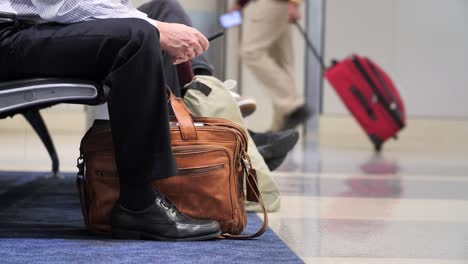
left=22, top=110, right=62, bottom=178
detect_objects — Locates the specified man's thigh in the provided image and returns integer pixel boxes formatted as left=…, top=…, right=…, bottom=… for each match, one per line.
left=0, top=18, right=159, bottom=81
left=242, top=0, right=289, bottom=51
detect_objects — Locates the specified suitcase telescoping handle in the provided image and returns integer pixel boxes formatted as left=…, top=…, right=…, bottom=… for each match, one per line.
left=294, top=22, right=327, bottom=71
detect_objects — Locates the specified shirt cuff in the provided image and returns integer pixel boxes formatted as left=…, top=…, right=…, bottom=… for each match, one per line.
left=143, top=17, right=158, bottom=28
left=128, top=9, right=158, bottom=28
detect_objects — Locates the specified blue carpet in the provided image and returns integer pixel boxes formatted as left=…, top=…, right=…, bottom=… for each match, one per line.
left=0, top=171, right=303, bottom=264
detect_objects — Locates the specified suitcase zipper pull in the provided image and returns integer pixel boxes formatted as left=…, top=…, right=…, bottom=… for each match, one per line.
left=351, top=86, right=378, bottom=120
left=241, top=153, right=261, bottom=203
left=241, top=155, right=251, bottom=176
left=77, top=153, right=85, bottom=180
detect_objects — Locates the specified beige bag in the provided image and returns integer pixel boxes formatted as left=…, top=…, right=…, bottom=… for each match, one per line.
left=183, top=76, right=281, bottom=212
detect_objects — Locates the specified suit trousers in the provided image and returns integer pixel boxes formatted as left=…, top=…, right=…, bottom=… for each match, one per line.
left=0, top=18, right=178, bottom=185
left=241, top=0, right=303, bottom=130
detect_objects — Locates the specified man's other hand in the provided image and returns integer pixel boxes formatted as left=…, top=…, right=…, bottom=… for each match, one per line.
left=288, top=2, right=300, bottom=23
left=157, top=22, right=209, bottom=65
left=228, top=4, right=242, bottom=12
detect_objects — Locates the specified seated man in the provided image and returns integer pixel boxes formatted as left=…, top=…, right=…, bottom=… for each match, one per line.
left=138, top=0, right=299, bottom=171
left=0, top=1, right=221, bottom=241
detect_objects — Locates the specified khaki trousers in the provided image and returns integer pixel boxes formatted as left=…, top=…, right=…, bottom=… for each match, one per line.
left=241, top=0, right=303, bottom=130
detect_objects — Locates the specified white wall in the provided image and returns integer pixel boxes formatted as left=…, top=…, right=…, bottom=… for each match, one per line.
left=323, top=0, right=468, bottom=118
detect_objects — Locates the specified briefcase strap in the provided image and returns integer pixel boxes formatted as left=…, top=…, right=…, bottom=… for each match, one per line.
left=222, top=168, right=269, bottom=240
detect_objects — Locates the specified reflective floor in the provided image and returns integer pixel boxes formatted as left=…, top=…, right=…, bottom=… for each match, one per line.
left=271, top=117, right=468, bottom=263
left=1, top=116, right=468, bottom=263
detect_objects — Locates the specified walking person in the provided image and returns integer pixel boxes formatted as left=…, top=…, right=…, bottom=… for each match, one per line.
left=232, top=0, right=311, bottom=131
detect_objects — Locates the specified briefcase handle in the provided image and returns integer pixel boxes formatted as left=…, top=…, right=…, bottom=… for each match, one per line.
left=166, top=86, right=198, bottom=140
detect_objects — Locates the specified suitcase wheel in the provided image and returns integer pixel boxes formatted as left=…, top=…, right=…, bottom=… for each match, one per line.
left=369, top=134, right=383, bottom=153
left=374, top=143, right=382, bottom=152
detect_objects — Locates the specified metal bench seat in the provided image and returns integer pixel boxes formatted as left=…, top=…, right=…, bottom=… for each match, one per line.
left=0, top=78, right=106, bottom=177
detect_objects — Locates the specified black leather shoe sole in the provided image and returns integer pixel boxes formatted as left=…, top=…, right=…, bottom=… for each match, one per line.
left=112, top=228, right=222, bottom=241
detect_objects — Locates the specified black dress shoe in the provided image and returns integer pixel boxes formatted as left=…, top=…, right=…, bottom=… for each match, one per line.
left=111, top=193, right=221, bottom=241
left=280, top=104, right=312, bottom=131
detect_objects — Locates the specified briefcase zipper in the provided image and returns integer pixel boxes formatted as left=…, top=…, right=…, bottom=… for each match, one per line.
left=86, top=123, right=247, bottom=181
left=172, top=145, right=225, bottom=154
left=172, top=117, right=248, bottom=151
left=94, top=161, right=225, bottom=178
left=172, top=145, right=232, bottom=176
left=178, top=164, right=224, bottom=175
left=190, top=122, right=248, bottom=167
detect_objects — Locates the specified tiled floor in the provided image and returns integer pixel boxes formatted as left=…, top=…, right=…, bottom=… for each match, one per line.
left=272, top=117, right=468, bottom=263
left=1, top=115, right=468, bottom=263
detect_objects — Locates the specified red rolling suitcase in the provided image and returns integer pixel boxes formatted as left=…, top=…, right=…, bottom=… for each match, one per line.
left=295, top=23, right=406, bottom=151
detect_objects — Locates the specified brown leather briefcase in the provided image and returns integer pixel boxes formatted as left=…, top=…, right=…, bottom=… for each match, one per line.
left=76, top=89, right=267, bottom=239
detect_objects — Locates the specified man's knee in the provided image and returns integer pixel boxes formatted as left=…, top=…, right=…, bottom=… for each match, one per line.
left=107, top=18, right=160, bottom=48
left=98, top=18, right=163, bottom=71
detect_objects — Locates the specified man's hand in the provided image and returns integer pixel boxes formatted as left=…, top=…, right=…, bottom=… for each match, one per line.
left=157, top=22, right=209, bottom=65
left=228, top=4, right=242, bottom=12
left=288, top=2, right=300, bottom=23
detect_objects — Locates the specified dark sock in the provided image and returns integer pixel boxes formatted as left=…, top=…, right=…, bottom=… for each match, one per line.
left=193, top=68, right=213, bottom=76
left=119, top=181, right=157, bottom=211
left=181, top=87, right=188, bottom=98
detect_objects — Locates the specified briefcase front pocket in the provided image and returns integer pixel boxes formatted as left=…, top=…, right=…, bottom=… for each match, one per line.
left=155, top=145, right=243, bottom=234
